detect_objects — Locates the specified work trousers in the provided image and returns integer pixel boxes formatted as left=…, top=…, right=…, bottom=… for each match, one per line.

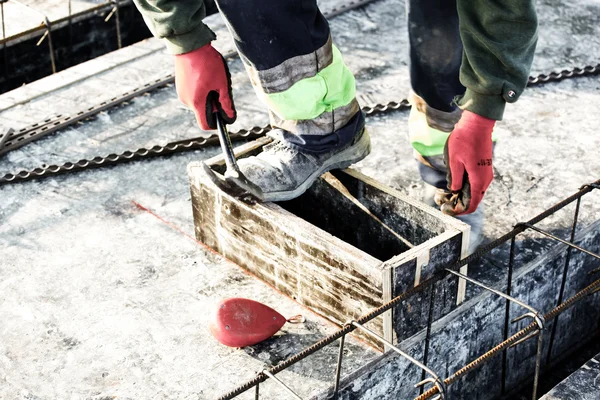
left=216, top=0, right=474, bottom=189
left=215, top=0, right=364, bottom=153
left=407, top=0, right=467, bottom=189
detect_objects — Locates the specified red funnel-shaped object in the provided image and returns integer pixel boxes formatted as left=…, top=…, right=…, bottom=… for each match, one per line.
left=210, top=298, right=287, bottom=347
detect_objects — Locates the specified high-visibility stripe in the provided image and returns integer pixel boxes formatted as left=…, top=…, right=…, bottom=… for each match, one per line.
left=269, top=99, right=360, bottom=137
left=256, top=45, right=356, bottom=122
left=247, top=36, right=334, bottom=94
left=408, top=105, right=452, bottom=156
left=409, top=104, right=498, bottom=157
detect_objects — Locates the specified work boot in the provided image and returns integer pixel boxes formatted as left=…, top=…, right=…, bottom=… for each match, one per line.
left=424, top=185, right=484, bottom=255
left=237, top=128, right=371, bottom=202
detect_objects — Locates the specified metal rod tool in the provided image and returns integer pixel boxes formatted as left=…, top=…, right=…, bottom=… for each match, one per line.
left=202, top=112, right=264, bottom=203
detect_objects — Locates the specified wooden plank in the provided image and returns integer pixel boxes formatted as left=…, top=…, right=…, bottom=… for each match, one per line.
left=189, top=139, right=467, bottom=348
left=330, top=168, right=468, bottom=343
left=189, top=162, right=386, bottom=346
left=314, top=220, right=600, bottom=400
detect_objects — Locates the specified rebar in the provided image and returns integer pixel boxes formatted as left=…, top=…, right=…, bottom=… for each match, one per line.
left=1, top=0, right=6, bottom=73
left=414, top=278, right=600, bottom=400
left=2, top=63, right=596, bottom=184
left=217, top=179, right=600, bottom=400
left=333, top=335, right=345, bottom=398
left=0, top=0, right=124, bottom=46
left=11, top=0, right=57, bottom=74
left=445, top=269, right=546, bottom=400
left=545, top=197, right=581, bottom=366
left=501, top=236, right=516, bottom=394
left=349, top=320, right=447, bottom=400
left=105, top=0, right=122, bottom=49
left=420, top=283, right=438, bottom=396
left=516, top=223, right=600, bottom=261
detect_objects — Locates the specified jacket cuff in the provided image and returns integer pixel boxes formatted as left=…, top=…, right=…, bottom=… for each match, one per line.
left=163, top=23, right=217, bottom=55
left=455, top=89, right=506, bottom=121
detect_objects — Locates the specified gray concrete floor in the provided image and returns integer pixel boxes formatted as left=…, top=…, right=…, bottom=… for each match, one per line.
left=1, top=0, right=109, bottom=39
left=540, top=352, right=600, bottom=400
left=1, top=0, right=600, bottom=398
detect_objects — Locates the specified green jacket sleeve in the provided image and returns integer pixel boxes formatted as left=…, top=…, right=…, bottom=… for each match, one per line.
left=132, top=0, right=216, bottom=55
left=455, top=0, right=538, bottom=120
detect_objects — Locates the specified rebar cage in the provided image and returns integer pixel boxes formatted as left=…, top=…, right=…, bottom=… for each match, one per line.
left=218, top=181, right=600, bottom=400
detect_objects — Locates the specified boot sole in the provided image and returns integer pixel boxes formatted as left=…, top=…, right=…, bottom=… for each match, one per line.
left=260, top=129, right=372, bottom=202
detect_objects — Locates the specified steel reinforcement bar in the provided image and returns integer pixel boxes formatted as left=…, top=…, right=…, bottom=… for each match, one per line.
left=415, top=277, right=600, bottom=400
left=1, top=62, right=598, bottom=185
left=2, top=63, right=597, bottom=161
left=216, top=179, right=600, bottom=400
left=0, top=101, right=410, bottom=185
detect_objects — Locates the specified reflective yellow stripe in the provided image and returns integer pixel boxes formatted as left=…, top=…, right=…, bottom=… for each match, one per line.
left=257, top=46, right=356, bottom=121
left=409, top=106, right=499, bottom=157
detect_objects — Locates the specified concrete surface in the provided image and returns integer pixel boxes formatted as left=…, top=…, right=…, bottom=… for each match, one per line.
left=1, top=0, right=121, bottom=40
left=315, top=221, right=600, bottom=400
left=1, top=0, right=599, bottom=398
left=540, top=352, right=600, bottom=400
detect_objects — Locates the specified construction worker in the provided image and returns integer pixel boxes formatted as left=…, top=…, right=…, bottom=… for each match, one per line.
left=132, top=0, right=538, bottom=249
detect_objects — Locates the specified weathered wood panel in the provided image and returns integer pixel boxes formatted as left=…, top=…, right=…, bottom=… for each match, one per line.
left=189, top=138, right=467, bottom=348
left=331, top=169, right=469, bottom=342
left=189, top=162, right=386, bottom=346
left=314, top=220, right=600, bottom=400
left=391, top=233, right=464, bottom=342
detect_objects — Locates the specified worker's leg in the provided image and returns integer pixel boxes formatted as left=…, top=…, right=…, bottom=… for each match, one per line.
left=214, top=0, right=369, bottom=202
left=215, top=0, right=364, bottom=153
left=407, top=0, right=491, bottom=252
left=406, top=0, right=463, bottom=190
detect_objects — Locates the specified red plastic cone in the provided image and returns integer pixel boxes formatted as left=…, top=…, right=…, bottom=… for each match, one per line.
left=209, top=298, right=287, bottom=347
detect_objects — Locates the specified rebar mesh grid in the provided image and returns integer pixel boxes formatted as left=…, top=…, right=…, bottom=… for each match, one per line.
left=217, top=180, right=600, bottom=400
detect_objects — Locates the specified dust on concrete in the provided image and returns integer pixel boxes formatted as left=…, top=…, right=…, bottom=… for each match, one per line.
left=1, top=0, right=600, bottom=398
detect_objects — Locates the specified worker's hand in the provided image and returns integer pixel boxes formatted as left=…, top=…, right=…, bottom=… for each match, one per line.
left=174, top=43, right=236, bottom=130
left=442, top=110, right=495, bottom=216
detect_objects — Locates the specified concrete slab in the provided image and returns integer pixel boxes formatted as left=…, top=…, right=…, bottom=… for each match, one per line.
left=0, top=0, right=100, bottom=39
left=0, top=0, right=599, bottom=398
left=540, top=352, right=600, bottom=400
left=0, top=152, right=379, bottom=400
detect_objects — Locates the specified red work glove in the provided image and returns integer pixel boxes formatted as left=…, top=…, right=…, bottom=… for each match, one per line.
left=174, top=43, right=236, bottom=130
left=442, top=110, right=495, bottom=216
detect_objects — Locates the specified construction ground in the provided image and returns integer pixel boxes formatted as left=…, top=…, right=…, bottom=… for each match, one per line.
left=1, top=0, right=599, bottom=399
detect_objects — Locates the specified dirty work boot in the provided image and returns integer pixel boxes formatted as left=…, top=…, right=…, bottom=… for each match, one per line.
left=237, top=128, right=371, bottom=202
left=424, top=185, right=484, bottom=255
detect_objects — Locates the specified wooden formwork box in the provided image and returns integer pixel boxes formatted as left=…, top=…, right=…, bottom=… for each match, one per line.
left=188, top=137, right=470, bottom=348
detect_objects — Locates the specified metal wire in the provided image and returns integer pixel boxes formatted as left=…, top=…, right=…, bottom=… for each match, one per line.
left=105, top=0, right=122, bottom=49
left=216, top=180, right=600, bottom=400
left=415, top=278, right=600, bottom=400
left=545, top=197, right=581, bottom=366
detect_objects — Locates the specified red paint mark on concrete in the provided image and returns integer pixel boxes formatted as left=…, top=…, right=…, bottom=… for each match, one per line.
left=129, top=200, right=370, bottom=346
